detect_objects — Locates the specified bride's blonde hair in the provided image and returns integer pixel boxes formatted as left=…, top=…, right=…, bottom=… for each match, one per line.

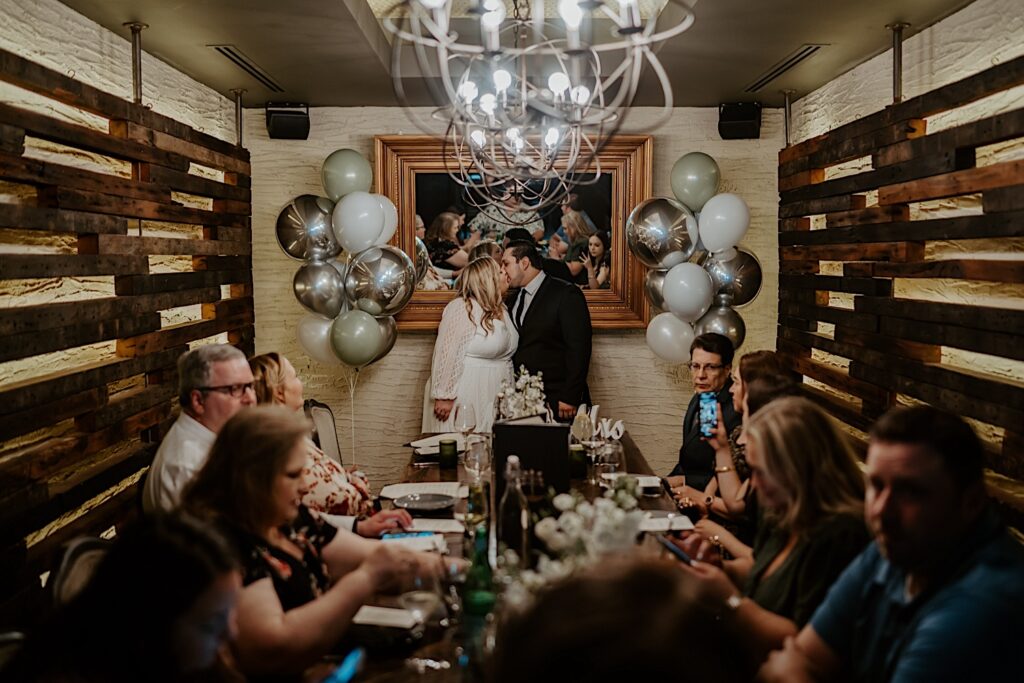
left=457, top=257, right=505, bottom=333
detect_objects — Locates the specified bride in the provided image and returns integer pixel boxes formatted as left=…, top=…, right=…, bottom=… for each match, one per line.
left=422, top=256, right=518, bottom=434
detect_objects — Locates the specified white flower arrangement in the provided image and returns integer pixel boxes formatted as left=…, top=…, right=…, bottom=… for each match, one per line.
left=495, top=365, right=548, bottom=421
left=496, top=477, right=645, bottom=610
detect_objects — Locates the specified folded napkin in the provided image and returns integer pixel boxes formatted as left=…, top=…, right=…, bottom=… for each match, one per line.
left=379, top=482, right=468, bottom=499
left=640, top=514, right=695, bottom=532
left=409, top=518, right=465, bottom=533
left=601, top=473, right=663, bottom=489
left=352, top=606, right=418, bottom=629
left=381, top=534, right=448, bottom=553
left=409, top=433, right=465, bottom=449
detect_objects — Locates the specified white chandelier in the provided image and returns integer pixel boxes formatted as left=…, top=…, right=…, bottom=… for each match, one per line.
left=383, top=0, right=695, bottom=214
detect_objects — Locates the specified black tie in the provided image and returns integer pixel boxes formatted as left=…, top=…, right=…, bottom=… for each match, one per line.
left=514, top=289, right=527, bottom=329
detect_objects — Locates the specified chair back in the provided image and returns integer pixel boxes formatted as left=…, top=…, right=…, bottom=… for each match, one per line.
left=50, top=536, right=112, bottom=608
left=304, top=399, right=344, bottom=466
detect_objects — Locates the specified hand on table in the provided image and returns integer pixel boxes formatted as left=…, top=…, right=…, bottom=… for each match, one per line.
left=359, top=544, right=419, bottom=593
left=757, top=637, right=818, bottom=683
left=356, top=509, right=413, bottom=538
left=672, top=484, right=709, bottom=516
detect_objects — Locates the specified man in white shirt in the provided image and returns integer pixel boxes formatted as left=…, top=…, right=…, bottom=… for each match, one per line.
left=142, top=344, right=255, bottom=514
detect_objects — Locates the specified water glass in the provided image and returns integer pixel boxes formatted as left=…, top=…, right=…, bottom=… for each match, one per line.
left=399, top=573, right=445, bottom=626
left=464, top=437, right=492, bottom=481
left=594, top=440, right=623, bottom=482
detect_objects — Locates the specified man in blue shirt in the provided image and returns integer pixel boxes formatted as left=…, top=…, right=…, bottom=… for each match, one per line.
left=758, top=405, right=1024, bottom=682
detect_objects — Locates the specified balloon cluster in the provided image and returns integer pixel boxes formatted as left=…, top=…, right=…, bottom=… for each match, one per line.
left=276, top=149, right=425, bottom=368
left=628, top=152, right=763, bottom=364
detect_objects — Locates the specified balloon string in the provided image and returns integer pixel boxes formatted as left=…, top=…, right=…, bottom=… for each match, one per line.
left=346, top=368, right=360, bottom=471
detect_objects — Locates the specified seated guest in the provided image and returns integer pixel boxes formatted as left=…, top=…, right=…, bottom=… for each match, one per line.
left=426, top=211, right=479, bottom=271
left=759, top=405, right=1024, bottom=683
left=550, top=211, right=594, bottom=286
left=248, top=353, right=411, bottom=538
left=414, top=213, right=426, bottom=240
left=492, top=560, right=756, bottom=683
left=503, top=228, right=573, bottom=282
left=5, top=512, right=242, bottom=683
left=667, top=333, right=742, bottom=491
left=581, top=231, right=611, bottom=289
left=676, top=397, right=869, bottom=658
left=181, top=406, right=434, bottom=679
left=143, top=343, right=255, bottom=514
left=469, top=239, right=502, bottom=263
left=548, top=193, right=598, bottom=256
left=469, top=192, right=545, bottom=242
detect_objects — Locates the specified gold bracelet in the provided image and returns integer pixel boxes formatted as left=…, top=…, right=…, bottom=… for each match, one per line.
left=714, top=465, right=734, bottom=473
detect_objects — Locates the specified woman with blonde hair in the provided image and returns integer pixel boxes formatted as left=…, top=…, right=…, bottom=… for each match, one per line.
left=249, top=353, right=411, bottom=538
left=674, top=397, right=868, bottom=660
left=426, top=211, right=480, bottom=271
left=556, top=210, right=595, bottom=285
left=181, top=406, right=437, bottom=679
left=422, top=256, right=519, bottom=433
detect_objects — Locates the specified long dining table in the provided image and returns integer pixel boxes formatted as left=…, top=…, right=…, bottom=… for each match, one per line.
left=351, top=432, right=678, bottom=682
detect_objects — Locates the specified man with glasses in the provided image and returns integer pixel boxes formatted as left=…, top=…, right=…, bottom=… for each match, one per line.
left=666, top=333, right=741, bottom=491
left=143, top=344, right=255, bottom=514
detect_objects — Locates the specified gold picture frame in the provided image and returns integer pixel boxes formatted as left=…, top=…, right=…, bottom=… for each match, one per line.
left=374, top=134, right=653, bottom=331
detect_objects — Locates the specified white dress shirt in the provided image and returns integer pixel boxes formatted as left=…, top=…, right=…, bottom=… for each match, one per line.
left=513, top=271, right=546, bottom=328
left=142, top=412, right=216, bottom=515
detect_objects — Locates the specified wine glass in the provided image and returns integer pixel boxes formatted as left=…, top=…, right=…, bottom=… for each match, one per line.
left=453, top=400, right=476, bottom=452
left=399, top=572, right=445, bottom=626
left=464, top=438, right=492, bottom=482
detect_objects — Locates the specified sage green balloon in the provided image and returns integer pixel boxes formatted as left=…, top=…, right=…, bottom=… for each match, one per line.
left=329, top=310, right=384, bottom=368
left=670, top=152, right=721, bottom=212
left=322, top=148, right=373, bottom=201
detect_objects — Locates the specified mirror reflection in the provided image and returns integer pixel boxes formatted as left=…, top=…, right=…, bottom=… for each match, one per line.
left=414, top=173, right=615, bottom=292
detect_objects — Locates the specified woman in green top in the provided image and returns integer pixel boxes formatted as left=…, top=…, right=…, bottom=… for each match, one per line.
left=674, top=397, right=868, bottom=660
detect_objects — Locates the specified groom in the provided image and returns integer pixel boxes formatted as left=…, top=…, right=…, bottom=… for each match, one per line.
left=501, top=240, right=592, bottom=420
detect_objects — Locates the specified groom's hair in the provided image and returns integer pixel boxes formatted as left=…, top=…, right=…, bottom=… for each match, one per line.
left=506, top=240, right=543, bottom=270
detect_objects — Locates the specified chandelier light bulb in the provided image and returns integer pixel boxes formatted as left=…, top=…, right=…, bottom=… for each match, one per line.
left=418, top=0, right=448, bottom=8
left=458, top=80, right=479, bottom=104
left=480, top=0, right=506, bottom=30
left=470, top=129, right=486, bottom=147
left=571, top=85, right=591, bottom=105
left=479, top=93, right=497, bottom=115
left=493, top=69, right=512, bottom=93
left=548, top=71, right=571, bottom=95
left=506, top=127, right=522, bottom=140
left=557, top=0, right=584, bottom=30
left=544, top=127, right=560, bottom=147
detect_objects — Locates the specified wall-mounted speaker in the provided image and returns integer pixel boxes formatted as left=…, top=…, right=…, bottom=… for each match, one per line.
left=265, top=103, right=310, bottom=140
left=718, top=102, right=762, bottom=140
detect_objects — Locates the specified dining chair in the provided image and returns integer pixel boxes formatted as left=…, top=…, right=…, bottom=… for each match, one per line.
left=304, top=399, right=344, bottom=466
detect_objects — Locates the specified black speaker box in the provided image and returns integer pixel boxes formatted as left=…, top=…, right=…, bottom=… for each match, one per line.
left=718, top=102, right=762, bottom=140
left=265, top=103, right=310, bottom=140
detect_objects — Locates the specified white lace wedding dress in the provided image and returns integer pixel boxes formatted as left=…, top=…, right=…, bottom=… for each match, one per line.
left=421, top=298, right=518, bottom=434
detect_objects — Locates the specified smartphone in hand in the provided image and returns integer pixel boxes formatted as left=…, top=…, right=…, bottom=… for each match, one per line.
left=698, top=391, right=718, bottom=438
left=655, top=533, right=694, bottom=564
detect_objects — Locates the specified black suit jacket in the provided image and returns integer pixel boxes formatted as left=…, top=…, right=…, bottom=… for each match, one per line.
left=668, top=379, right=741, bottom=490
left=509, top=274, right=592, bottom=410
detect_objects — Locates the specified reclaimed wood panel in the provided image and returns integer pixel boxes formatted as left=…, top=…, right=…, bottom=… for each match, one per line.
left=778, top=56, right=1024, bottom=526
left=0, top=49, right=252, bottom=629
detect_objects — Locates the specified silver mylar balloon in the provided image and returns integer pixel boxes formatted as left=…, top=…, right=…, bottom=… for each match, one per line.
left=366, top=316, right=398, bottom=366
left=345, top=246, right=417, bottom=318
left=626, top=197, right=699, bottom=269
left=293, top=261, right=346, bottom=318
left=414, top=237, right=430, bottom=284
left=693, top=294, right=746, bottom=350
left=644, top=269, right=668, bottom=311
left=704, top=248, right=763, bottom=307
left=276, top=195, right=341, bottom=261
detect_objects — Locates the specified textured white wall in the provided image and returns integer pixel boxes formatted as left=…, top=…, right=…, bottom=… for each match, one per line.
left=246, top=107, right=784, bottom=486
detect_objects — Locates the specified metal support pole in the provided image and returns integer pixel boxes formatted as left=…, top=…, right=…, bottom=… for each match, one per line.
left=886, top=22, right=910, bottom=104
left=230, top=89, right=246, bottom=147
left=781, top=89, right=796, bottom=147
left=123, top=22, right=148, bottom=104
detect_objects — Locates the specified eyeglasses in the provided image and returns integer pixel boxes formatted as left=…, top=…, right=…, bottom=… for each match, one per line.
left=197, top=383, right=254, bottom=398
left=687, top=363, right=724, bottom=373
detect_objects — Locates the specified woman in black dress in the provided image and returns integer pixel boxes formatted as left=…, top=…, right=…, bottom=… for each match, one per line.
left=426, top=211, right=479, bottom=271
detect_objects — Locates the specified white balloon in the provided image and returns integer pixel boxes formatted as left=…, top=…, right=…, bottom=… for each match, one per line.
left=698, top=193, right=750, bottom=254
left=332, top=191, right=384, bottom=253
left=662, top=262, right=714, bottom=322
left=375, top=194, right=399, bottom=246
left=646, top=313, right=696, bottom=363
left=296, top=314, right=340, bottom=365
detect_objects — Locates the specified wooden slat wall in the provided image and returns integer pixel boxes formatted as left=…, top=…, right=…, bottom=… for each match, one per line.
left=777, top=56, right=1024, bottom=530
left=0, top=48, right=253, bottom=627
